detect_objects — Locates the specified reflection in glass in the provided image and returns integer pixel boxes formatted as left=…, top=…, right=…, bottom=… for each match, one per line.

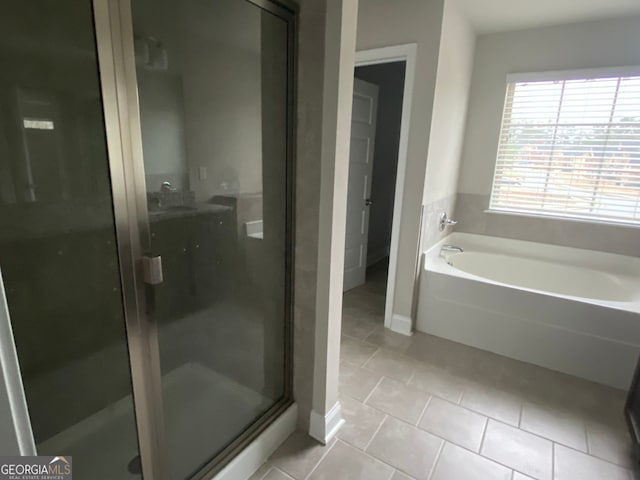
left=0, top=2, right=140, bottom=478
left=132, top=0, right=290, bottom=477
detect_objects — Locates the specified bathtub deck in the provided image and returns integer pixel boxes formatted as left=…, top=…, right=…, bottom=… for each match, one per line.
left=255, top=265, right=635, bottom=480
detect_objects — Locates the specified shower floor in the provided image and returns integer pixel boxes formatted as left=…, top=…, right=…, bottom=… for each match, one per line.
left=39, top=362, right=267, bottom=479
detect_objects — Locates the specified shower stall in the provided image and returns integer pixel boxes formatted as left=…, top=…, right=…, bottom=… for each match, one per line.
left=0, top=0, right=295, bottom=478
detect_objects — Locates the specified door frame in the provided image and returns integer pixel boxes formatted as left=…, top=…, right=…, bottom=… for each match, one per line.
left=93, top=0, right=297, bottom=478
left=354, top=44, right=417, bottom=333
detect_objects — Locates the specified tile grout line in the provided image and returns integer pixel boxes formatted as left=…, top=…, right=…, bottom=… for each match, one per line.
left=363, top=414, right=388, bottom=452
left=348, top=437, right=415, bottom=477
left=360, top=364, right=387, bottom=379
left=508, top=419, right=600, bottom=459
left=551, top=442, right=556, bottom=480
left=481, top=420, right=633, bottom=478
left=361, top=386, right=456, bottom=431
left=273, top=466, right=296, bottom=480
left=361, top=347, right=381, bottom=367
left=513, top=413, right=630, bottom=470
left=404, top=371, right=417, bottom=388
left=365, top=326, right=380, bottom=342
left=456, top=436, right=545, bottom=479
left=341, top=390, right=372, bottom=404
left=584, top=422, right=591, bottom=455
left=343, top=301, right=630, bottom=479
left=405, top=368, right=417, bottom=387
left=366, top=409, right=484, bottom=456
left=454, top=401, right=519, bottom=428
left=342, top=358, right=370, bottom=369
left=478, top=417, right=490, bottom=454
left=553, top=441, right=634, bottom=470
left=365, top=386, right=628, bottom=475
left=426, top=439, right=446, bottom=480
left=362, top=338, right=382, bottom=351
left=361, top=322, right=379, bottom=341
left=342, top=332, right=365, bottom=343
left=361, top=348, right=380, bottom=370
left=357, top=367, right=628, bottom=472
left=303, top=438, right=338, bottom=480
left=415, top=395, right=433, bottom=426
left=387, top=376, right=469, bottom=408
left=362, top=376, right=385, bottom=405
left=356, top=404, right=551, bottom=479
left=475, top=413, right=555, bottom=446
left=358, top=326, right=373, bottom=344
left=458, top=384, right=468, bottom=407
left=255, top=466, right=272, bottom=480
left=517, top=400, right=524, bottom=428
left=357, top=390, right=502, bottom=460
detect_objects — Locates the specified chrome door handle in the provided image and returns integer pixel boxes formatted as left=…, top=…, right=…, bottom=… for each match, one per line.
left=365, top=199, right=373, bottom=206
left=142, top=256, right=163, bottom=285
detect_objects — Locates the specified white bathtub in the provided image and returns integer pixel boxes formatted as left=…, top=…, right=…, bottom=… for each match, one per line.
left=416, top=232, right=640, bottom=389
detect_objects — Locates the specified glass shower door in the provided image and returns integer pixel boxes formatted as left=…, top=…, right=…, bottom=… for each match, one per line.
left=0, top=1, right=141, bottom=478
left=129, top=0, right=293, bottom=477
left=0, top=0, right=293, bottom=478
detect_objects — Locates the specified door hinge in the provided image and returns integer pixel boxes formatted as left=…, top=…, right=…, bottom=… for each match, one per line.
left=142, top=256, right=163, bottom=285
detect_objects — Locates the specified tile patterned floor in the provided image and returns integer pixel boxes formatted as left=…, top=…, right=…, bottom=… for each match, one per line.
left=253, top=261, right=637, bottom=480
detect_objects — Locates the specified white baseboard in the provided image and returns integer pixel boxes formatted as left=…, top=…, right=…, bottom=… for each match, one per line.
left=211, top=403, right=298, bottom=480
left=390, top=313, right=413, bottom=336
left=308, top=401, right=345, bottom=445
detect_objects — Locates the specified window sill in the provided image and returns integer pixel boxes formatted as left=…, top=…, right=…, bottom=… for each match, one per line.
left=483, top=209, right=640, bottom=229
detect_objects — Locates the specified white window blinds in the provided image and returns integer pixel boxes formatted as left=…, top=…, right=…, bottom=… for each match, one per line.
left=490, top=73, right=640, bottom=224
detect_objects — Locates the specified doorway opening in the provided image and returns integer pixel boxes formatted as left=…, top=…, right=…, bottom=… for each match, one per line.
left=342, top=45, right=416, bottom=335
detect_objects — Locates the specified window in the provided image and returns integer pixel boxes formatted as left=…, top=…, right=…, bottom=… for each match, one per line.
left=490, top=69, right=640, bottom=224
left=23, top=118, right=54, bottom=130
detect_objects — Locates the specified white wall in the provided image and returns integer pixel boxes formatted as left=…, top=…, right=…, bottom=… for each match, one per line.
left=357, top=0, right=445, bottom=320
left=137, top=71, right=189, bottom=191
left=357, top=0, right=477, bottom=321
left=459, top=15, right=640, bottom=197
left=133, top=0, right=189, bottom=193
left=455, top=15, right=640, bottom=256
left=132, top=0, right=264, bottom=200
left=424, top=1, right=475, bottom=204
left=421, top=0, right=475, bottom=248
left=180, top=1, right=263, bottom=201
left=311, top=0, right=359, bottom=441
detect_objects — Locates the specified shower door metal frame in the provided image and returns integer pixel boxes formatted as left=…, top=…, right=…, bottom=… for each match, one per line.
left=93, top=1, right=169, bottom=478
left=92, top=0, right=297, bottom=478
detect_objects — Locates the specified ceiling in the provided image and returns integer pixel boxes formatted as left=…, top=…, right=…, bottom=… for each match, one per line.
left=455, top=0, right=640, bottom=34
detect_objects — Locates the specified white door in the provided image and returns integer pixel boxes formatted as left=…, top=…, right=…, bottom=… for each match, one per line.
left=344, top=78, right=379, bottom=291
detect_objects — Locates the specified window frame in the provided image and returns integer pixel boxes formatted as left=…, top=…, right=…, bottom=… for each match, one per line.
left=488, top=66, right=640, bottom=226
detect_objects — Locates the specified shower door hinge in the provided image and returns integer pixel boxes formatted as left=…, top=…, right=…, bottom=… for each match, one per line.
left=142, top=256, right=163, bottom=285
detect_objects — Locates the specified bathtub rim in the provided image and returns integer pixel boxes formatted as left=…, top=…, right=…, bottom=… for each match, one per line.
left=424, top=232, right=640, bottom=315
